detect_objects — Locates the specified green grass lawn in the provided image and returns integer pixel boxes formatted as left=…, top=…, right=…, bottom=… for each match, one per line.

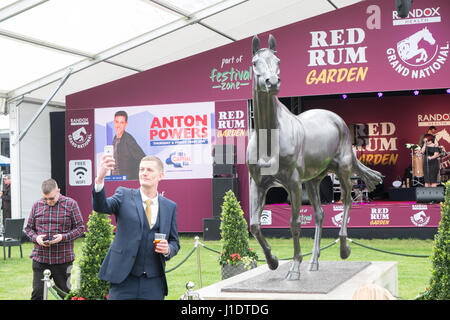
left=0, top=235, right=433, bottom=300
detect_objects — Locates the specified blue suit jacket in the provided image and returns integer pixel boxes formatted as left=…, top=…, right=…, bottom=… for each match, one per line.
left=92, top=186, right=180, bottom=289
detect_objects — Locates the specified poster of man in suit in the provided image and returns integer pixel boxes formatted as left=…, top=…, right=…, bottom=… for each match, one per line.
left=94, top=102, right=214, bottom=181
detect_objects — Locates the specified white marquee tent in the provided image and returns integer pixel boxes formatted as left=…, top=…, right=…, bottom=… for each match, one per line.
left=0, top=0, right=363, bottom=105
left=0, top=0, right=363, bottom=220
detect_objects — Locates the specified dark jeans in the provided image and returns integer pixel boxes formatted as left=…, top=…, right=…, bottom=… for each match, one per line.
left=31, top=260, right=72, bottom=300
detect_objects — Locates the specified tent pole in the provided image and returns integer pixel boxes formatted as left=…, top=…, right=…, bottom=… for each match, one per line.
left=12, top=68, right=72, bottom=146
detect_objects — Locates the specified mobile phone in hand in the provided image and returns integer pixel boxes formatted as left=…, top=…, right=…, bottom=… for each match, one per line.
left=103, top=145, right=114, bottom=175
left=43, top=235, right=55, bottom=242
left=104, top=145, right=114, bottom=156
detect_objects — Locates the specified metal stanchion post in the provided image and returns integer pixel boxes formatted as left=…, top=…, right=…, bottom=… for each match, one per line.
left=180, top=281, right=202, bottom=300
left=194, top=236, right=202, bottom=288
left=42, top=269, right=51, bottom=300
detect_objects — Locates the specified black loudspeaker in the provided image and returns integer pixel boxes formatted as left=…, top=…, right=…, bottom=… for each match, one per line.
left=213, top=144, right=236, bottom=164
left=212, top=177, right=239, bottom=217
left=213, top=164, right=236, bottom=177
left=415, top=187, right=444, bottom=203
left=203, top=217, right=221, bottom=241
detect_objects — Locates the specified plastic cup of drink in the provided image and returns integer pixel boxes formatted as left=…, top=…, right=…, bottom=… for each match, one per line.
left=154, top=233, right=166, bottom=249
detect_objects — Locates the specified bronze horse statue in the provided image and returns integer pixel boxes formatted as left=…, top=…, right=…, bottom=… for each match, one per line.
left=246, top=35, right=383, bottom=280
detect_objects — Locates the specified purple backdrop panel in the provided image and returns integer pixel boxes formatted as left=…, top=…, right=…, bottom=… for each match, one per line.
left=303, top=94, right=450, bottom=190
left=214, top=100, right=250, bottom=219
left=66, top=109, right=95, bottom=221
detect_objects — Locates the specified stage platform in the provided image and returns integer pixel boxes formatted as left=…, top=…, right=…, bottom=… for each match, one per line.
left=261, top=200, right=441, bottom=239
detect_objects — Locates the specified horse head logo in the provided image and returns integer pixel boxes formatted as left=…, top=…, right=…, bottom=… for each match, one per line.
left=435, top=129, right=450, bottom=145
left=397, top=27, right=436, bottom=65
left=72, top=127, right=87, bottom=143
left=252, top=34, right=281, bottom=94
left=413, top=211, right=427, bottom=224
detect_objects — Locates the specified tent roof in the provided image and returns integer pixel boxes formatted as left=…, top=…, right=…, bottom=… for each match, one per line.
left=0, top=0, right=362, bottom=105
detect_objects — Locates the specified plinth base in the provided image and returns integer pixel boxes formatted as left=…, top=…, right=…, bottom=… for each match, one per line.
left=194, top=261, right=398, bottom=300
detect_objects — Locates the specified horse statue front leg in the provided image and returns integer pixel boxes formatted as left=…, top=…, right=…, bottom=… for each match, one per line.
left=285, top=182, right=303, bottom=280
left=249, top=178, right=279, bottom=270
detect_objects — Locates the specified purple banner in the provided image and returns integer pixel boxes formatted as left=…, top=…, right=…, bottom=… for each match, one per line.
left=261, top=202, right=442, bottom=229
left=67, top=0, right=449, bottom=110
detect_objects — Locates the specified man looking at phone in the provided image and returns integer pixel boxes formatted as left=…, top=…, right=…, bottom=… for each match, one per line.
left=92, top=155, right=180, bottom=300
left=111, top=110, right=145, bottom=180
left=25, top=179, right=85, bottom=300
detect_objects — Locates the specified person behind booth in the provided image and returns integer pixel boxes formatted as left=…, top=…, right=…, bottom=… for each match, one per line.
left=420, top=134, right=440, bottom=187
left=93, top=155, right=180, bottom=300
left=112, top=110, right=146, bottom=180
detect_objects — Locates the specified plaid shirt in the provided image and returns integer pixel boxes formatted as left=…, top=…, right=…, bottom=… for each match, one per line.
left=25, top=194, right=85, bottom=264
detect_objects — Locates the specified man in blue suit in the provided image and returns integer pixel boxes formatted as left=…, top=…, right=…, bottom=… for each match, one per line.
left=93, top=154, right=179, bottom=300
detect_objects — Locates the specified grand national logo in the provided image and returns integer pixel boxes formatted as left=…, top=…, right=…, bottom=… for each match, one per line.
left=331, top=211, right=350, bottom=227
left=410, top=210, right=430, bottom=227
left=68, top=118, right=92, bottom=149
left=386, top=26, right=449, bottom=79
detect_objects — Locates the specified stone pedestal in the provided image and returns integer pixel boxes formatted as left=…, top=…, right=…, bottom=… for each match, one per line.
left=194, top=261, right=398, bottom=300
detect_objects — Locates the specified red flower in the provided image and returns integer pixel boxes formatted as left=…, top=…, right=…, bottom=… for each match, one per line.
left=71, top=297, right=79, bottom=300
left=78, top=297, right=86, bottom=300
left=105, top=294, right=109, bottom=300
left=230, top=253, right=242, bottom=261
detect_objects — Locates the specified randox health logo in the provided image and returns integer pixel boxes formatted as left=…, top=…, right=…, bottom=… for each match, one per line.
left=392, top=6, right=442, bottom=26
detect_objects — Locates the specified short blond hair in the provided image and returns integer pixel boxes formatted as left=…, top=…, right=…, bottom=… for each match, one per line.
left=140, top=155, right=164, bottom=172
left=352, top=283, right=396, bottom=300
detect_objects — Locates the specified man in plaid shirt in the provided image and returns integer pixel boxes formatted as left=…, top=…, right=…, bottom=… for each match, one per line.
left=25, top=179, right=85, bottom=300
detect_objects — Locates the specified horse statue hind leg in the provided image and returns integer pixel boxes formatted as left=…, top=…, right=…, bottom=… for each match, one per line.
left=335, top=145, right=385, bottom=259
left=304, top=174, right=327, bottom=271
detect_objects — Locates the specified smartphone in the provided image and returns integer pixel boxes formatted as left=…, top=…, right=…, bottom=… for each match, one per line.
left=43, top=235, right=55, bottom=242
left=103, top=145, right=114, bottom=176
left=104, top=145, right=114, bottom=156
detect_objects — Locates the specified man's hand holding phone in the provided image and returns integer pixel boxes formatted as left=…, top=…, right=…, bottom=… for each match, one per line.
left=96, top=146, right=116, bottom=184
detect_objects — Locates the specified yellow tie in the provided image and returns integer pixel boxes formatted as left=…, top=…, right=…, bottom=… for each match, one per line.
left=145, top=199, right=152, bottom=229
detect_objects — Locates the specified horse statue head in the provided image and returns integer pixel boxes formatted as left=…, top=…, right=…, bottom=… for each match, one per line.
left=395, top=0, right=414, bottom=18
left=252, top=35, right=281, bottom=94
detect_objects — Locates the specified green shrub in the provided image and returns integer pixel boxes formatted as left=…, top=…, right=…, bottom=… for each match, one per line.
left=66, top=211, right=114, bottom=300
left=219, top=190, right=257, bottom=266
left=418, top=181, right=450, bottom=300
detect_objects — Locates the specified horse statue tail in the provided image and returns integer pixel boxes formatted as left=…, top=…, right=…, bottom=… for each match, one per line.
left=351, top=152, right=384, bottom=191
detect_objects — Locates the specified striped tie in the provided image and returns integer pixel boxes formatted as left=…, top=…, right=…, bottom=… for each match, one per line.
left=145, top=199, right=152, bottom=229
